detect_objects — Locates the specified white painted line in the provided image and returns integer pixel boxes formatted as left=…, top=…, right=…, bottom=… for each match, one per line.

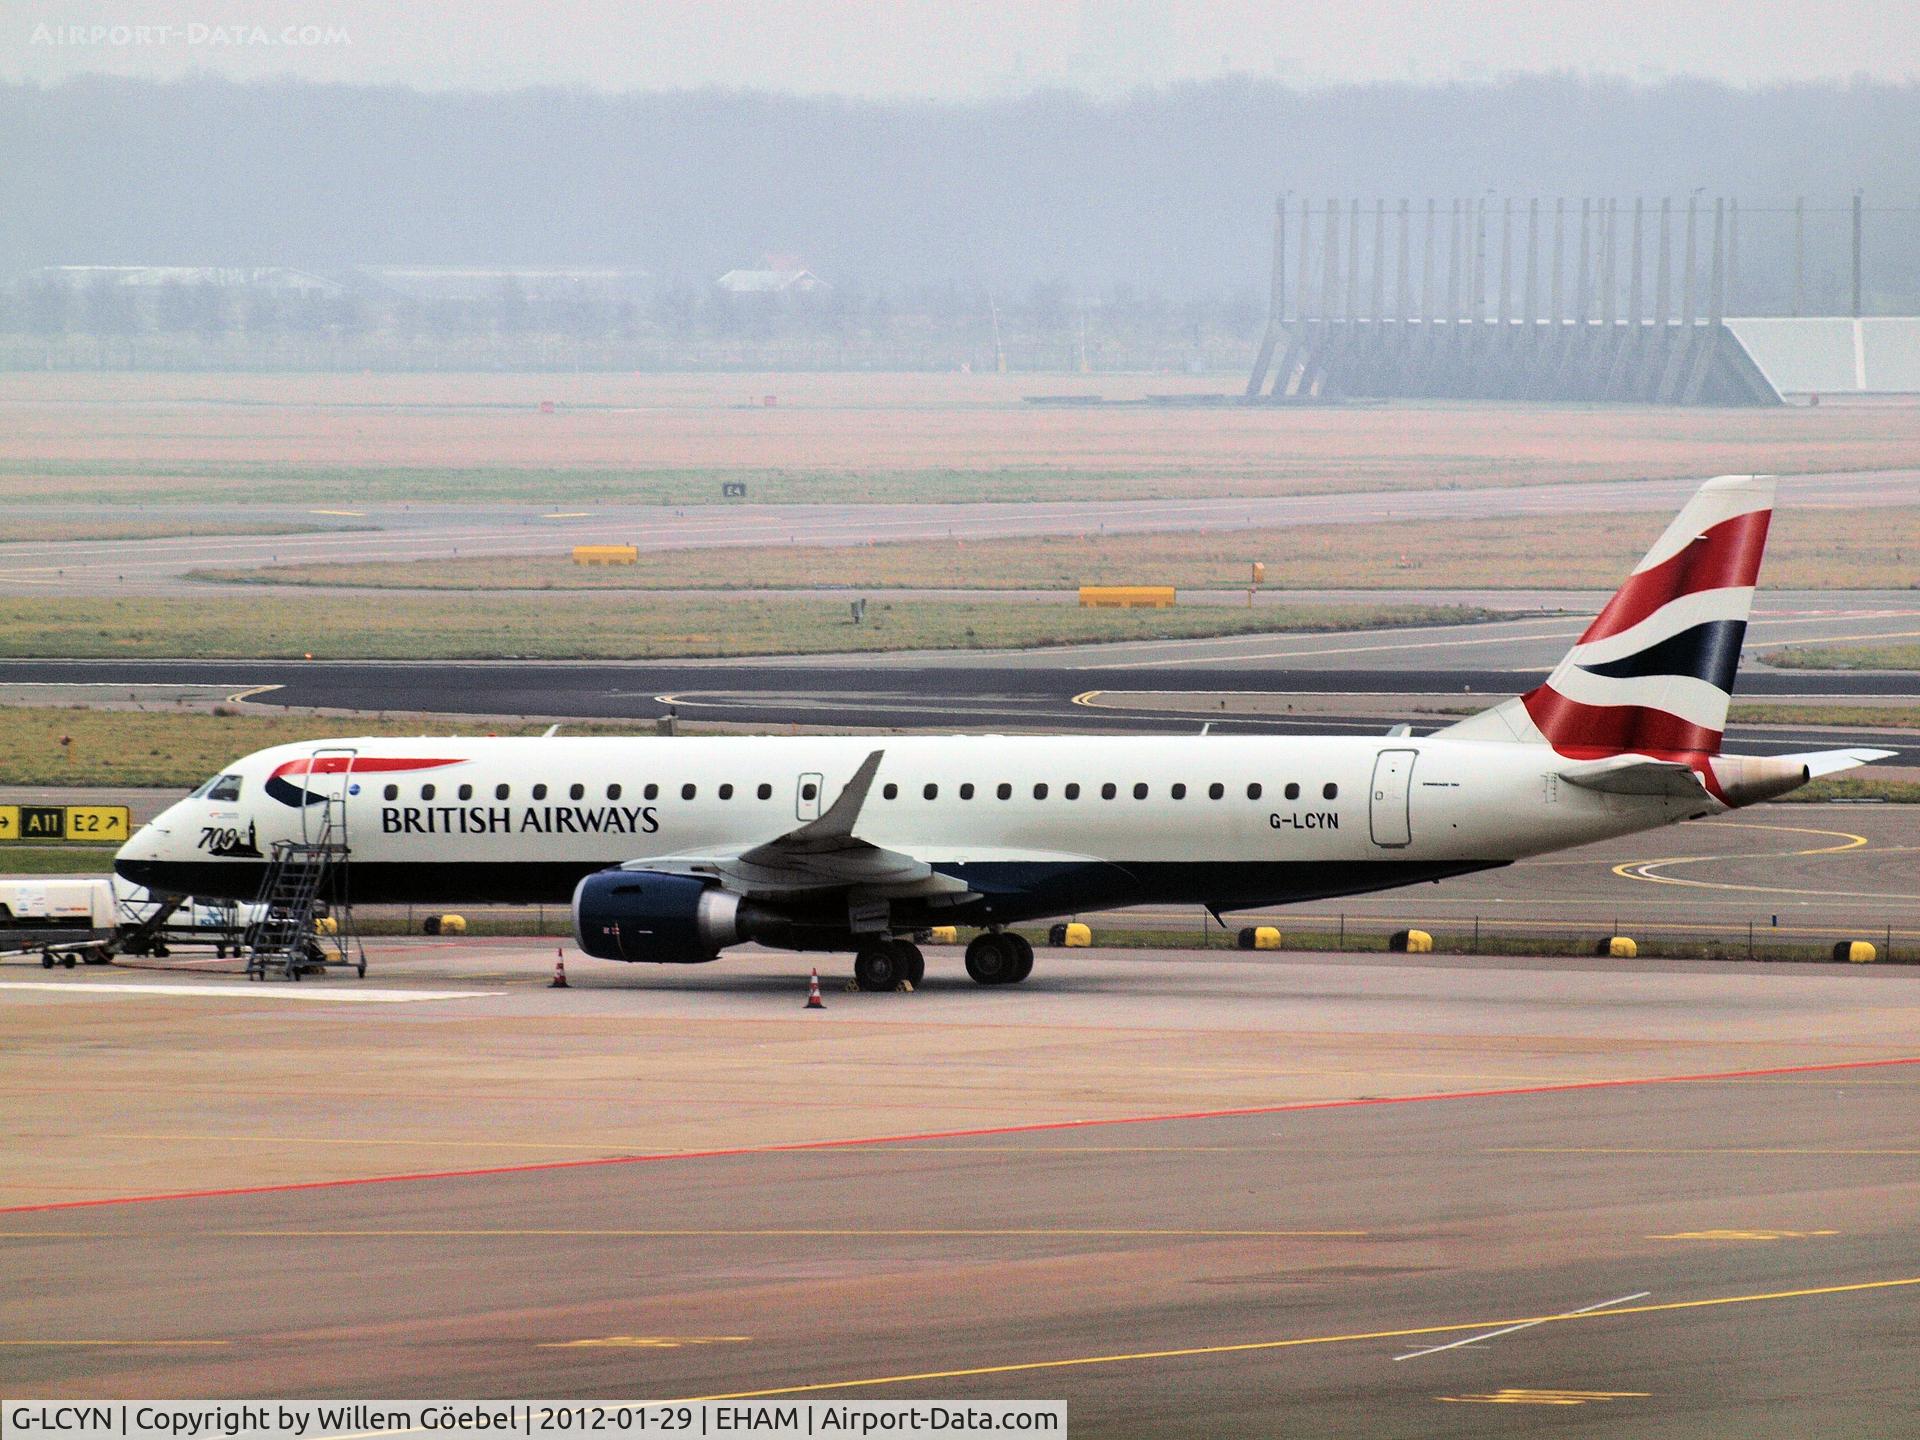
left=0, top=982, right=499, bottom=1004
left=1393, top=1290, right=1651, bottom=1361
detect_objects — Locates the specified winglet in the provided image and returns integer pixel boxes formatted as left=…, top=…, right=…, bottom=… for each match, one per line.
left=789, top=750, right=885, bottom=844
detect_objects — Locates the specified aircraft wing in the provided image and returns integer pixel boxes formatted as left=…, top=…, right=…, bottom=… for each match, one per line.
left=626, top=749, right=973, bottom=902
left=1557, top=755, right=1710, bottom=798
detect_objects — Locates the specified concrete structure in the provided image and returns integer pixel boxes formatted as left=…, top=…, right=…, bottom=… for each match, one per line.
left=1245, top=196, right=1780, bottom=405
left=715, top=267, right=829, bottom=294
left=1727, top=316, right=1920, bottom=395
left=20, top=265, right=343, bottom=295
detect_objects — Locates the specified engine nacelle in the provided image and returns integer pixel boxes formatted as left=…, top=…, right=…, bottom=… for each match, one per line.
left=1709, top=754, right=1812, bottom=808
left=572, top=869, right=743, bottom=963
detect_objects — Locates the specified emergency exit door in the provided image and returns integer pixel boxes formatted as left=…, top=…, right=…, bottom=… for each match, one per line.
left=1369, top=749, right=1416, bottom=848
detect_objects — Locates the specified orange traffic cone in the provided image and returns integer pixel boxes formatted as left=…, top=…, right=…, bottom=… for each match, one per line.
left=805, top=968, right=824, bottom=1009
left=550, top=950, right=570, bottom=989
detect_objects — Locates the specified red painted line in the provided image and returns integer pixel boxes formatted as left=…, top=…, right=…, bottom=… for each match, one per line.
left=6, top=1054, right=1914, bottom=1216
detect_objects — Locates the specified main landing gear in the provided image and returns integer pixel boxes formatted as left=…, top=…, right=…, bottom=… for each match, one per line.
left=965, top=930, right=1033, bottom=986
left=852, top=937, right=926, bottom=992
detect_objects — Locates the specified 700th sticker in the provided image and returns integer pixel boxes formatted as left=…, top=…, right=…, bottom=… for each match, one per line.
left=0, top=805, right=131, bottom=843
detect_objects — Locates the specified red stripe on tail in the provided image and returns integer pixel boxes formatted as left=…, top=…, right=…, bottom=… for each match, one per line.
left=1581, top=508, right=1771, bottom=644
left=1521, top=686, right=1723, bottom=757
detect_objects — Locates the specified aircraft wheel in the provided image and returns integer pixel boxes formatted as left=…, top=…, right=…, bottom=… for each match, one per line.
left=1005, top=933, right=1035, bottom=984
left=853, top=941, right=902, bottom=992
left=62, top=953, right=78, bottom=969
left=896, top=941, right=926, bottom=987
left=964, top=932, right=1017, bottom=985
left=41, top=950, right=54, bottom=970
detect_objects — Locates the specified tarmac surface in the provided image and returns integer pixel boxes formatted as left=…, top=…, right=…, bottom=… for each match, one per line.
left=1, top=467, right=1915, bottom=595
left=2, top=942, right=1915, bottom=1435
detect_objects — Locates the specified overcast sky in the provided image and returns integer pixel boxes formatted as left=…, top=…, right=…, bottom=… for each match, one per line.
left=9, top=0, right=1919, bottom=94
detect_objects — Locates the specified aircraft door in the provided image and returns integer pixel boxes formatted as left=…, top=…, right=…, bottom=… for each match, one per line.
left=1369, top=749, right=1416, bottom=849
left=304, top=746, right=359, bottom=845
left=796, top=772, right=824, bottom=822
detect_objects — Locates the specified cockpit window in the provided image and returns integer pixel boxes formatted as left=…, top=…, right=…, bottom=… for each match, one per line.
left=207, top=774, right=243, bottom=802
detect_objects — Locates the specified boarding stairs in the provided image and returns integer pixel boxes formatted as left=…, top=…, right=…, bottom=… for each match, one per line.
left=242, top=797, right=364, bottom=981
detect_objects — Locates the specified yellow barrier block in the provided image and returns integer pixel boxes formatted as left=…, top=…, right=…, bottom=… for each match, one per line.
left=927, top=926, right=958, bottom=945
left=314, top=916, right=339, bottom=936
left=573, top=544, right=638, bottom=566
left=1078, top=585, right=1176, bottom=609
left=1063, top=922, right=1092, bottom=947
left=1253, top=925, right=1282, bottom=950
left=439, top=914, right=468, bottom=935
left=1607, top=935, right=1638, bottom=959
left=1835, top=940, right=1877, bottom=964
left=1391, top=928, right=1434, bottom=954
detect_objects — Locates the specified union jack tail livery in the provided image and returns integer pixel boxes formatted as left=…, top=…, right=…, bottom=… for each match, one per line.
left=1444, top=475, right=1774, bottom=758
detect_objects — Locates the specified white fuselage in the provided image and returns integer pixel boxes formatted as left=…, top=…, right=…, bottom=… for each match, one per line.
left=116, top=733, right=1708, bottom=932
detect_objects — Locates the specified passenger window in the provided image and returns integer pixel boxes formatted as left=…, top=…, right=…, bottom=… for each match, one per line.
left=1208, top=783, right=1224, bottom=800
left=996, top=782, right=1012, bottom=800
left=758, top=783, right=772, bottom=800
left=801, top=781, right=818, bottom=801
left=569, top=783, right=585, bottom=800
left=532, top=783, right=547, bottom=800
left=1033, top=783, right=1048, bottom=800
left=1285, top=782, right=1300, bottom=800
left=1323, top=782, right=1339, bottom=800
left=208, top=774, right=242, bottom=802
left=1101, top=783, right=1117, bottom=799
left=607, top=784, right=621, bottom=800
left=923, top=783, right=939, bottom=800
left=644, top=783, right=659, bottom=800
left=421, top=783, right=437, bottom=801
left=1064, top=783, right=1080, bottom=800
left=459, top=783, right=474, bottom=801
left=498, top=783, right=512, bottom=800
left=883, top=783, right=898, bottom=800
left=1247, top=783, right=1262, bottom=800
left=1171, top=783, right=1186, bottom=799
left=1133, top=782, right=1149, bottom=800
left=719, top=783, right=734, bottom=800
left=383, top=784, right=398, bottom=801
left=960, top=783, right=975, bottom=800
left=682, top=783, right=697, bottom=800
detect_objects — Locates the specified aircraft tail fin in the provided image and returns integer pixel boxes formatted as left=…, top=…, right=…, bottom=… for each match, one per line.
left=1441, top=475, right=1775, bottom=756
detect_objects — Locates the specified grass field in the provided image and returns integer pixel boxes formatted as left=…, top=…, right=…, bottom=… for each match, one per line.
left=0, top=844, right=119, bottom=876
left=0, top=594, right=1496, bottom=663
left=200, top=505, right=1920, bottom=593
left=5, top=372, right=1919, bottom=507
left=0, top=709, right=674, bottom=786
left=1767, top=643, right=1920, bottom=671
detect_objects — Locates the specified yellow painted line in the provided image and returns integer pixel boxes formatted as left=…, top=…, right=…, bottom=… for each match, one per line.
left=308, top=509, right=366, bottom=518
left=1613, top=821, right=1871, bottom=894
left=222, top=684, right=283, bottom=704
left=1439, top=1388, right=1646, bottom=1406
left=1493, top=1147, right=1920, bottom=1157
left=680, top=1274, right=1920, bottom=1401
left=216, top=1227, right=1364, bottom=1239
left=542, top=512, right=592, bottom=519
left=1651, top=1229, right=1839, bottom=1242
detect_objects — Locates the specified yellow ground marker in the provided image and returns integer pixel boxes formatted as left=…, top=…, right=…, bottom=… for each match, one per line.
left=680, top=1274, right=1920, bottom=1401
left=1613, top=821, right=1870, bottom=894
left=1438, top=1389, right=1647, bottom=1406
left=542, top=512, right=592, bottom=519
left=308, top=509, right=366, bottom=517
left=1651, top=1228, right=1839, bottom=1242
left=540, top=1336, right=748, bottom=1350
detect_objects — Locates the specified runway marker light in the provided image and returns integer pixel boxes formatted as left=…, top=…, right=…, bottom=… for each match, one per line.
left=550, top=952, right=570, bottom=989
left=806, top=968, right=824, bottom=1009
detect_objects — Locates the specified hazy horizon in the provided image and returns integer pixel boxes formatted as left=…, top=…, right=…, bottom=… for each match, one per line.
left=8, top=0, right=1918, bottom=97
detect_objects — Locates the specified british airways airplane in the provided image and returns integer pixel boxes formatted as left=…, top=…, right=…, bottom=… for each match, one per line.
left=115, top=477, right=1888, bottom=989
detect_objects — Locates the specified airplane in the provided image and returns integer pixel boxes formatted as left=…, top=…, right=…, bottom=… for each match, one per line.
left=115, top=475, right=1891, bottom=989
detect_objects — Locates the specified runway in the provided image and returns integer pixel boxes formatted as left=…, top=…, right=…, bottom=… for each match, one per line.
left=2, top=944, right=1915, bottom=1434
left=1, top=467, right=1915, bottom=594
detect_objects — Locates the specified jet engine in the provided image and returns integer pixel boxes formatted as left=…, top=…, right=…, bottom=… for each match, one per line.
left=572, top=870, right=747, bottom=963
